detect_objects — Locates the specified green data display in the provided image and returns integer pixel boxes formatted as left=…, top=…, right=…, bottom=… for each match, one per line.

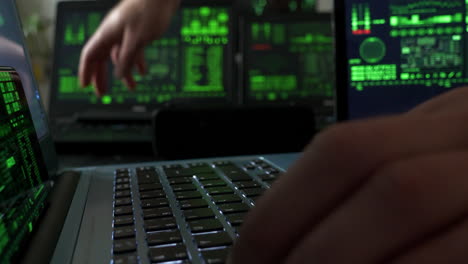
left=0, top=70, right=49, bottom=263
left=348, top=0, right=468, bottom=92
left=246, top=20, right=334, bottom=102
left=54, top=6, right=230, bottom=106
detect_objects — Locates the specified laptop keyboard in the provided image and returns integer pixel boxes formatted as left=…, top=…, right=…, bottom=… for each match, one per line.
left=111, top=158, right=281, bottom=264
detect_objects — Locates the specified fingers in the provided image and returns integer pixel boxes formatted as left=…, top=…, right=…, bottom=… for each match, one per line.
left=79, top=26, right=119, bottom=88
left=111, top=43, right=140, bottom=90
left=284, top=151, right=468, bottom=264
left=136, top=48, right=147, bottom=75
left=91, top=61, right=108, bottom=97
left=229, top=113, right=468, bottom=264
left=391, top=215, right=468, bottom=264
left=115, top=28, right=140, bottom=79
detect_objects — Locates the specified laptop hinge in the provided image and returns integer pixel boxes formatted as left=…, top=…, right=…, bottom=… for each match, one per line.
left=20, top=171, right=81, bottom=264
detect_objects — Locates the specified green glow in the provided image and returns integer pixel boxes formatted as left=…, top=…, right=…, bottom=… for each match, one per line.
left=64, top=23, right=85, bottom=45
left=28, top=222, right=33, bottom=232
left=351, top=3, right=371, bottom=32
left=6, top=157, right=15, bottom=168
left=390, top=1, right=462, bottom=15
left=359, top=37, right=386, bottom=63
left=372, top=19, right=386, bottom=25
left=390, top=13, right=463, bottom=27
left=0, top=14, right=4, bottom=27
left=200, top=7, right=210, bottom=16
left=250, top=75, right=297, bottom=91
left=351, top=64, right=397, bottom=82
left=101, top=95, right=112, bottom=104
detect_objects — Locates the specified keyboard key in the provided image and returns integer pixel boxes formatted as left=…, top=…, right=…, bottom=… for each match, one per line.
left=113, top=238, right=136, bottom=254
left=140, top=190, right=165, bottom=199
left=242, top=188, right=265, bottom=198
left=136, top=166, right=155, bottom=172
left=165, top=168, right=195, bottom=178
left=148, top=244, right=188, bottom=262
left=192, top=167, right=215, bottom=174
left=235, top=181, right=261, bottom=189
left=244, top=164, right=256, bottom=170
left=114, top=206, right=133, bottom=216
left=225, top=213, right=246, bottom=226
left=251, top=159, right=264, bottom=164
left=201, top=180, right=226, bottom=188
left=113, top=253, right=138, bottom=264
left=218, top=203, right=250, bottom=214
left=163, top=164, right=183, bottom=169
left=114, top=226, right=135, bottom=239
left=212, top=194, right=242, bottom=204
left=137, top=174, right=159, bottom=184
left=196, top=173, right=219, bottom=181
left=143, top=207, right=173, bottom=219
left=205, top=186, right=233, bottom=196
left=116, top=184, right=131, bottom=191
left=195, top=232, right=232, bottom=248
left=141, top=198, right=169, bottom=209
left=259, top=173, right=278, bottom=181
left=171, top=183, right=197, bottom=192
left=114, top=216, right=134, bottom=227
left=175, top=191, right=202, bottom=200
left=184, top=208, right=215, bottom=220
left=201, top=248, right=231, bottom=264
left=179, top=199, right=209, bottom=209
left=116, top=168, right=129, bottom=174
left=213, top=161, right=233, bottom=167
left=188, top=218, right=224, bottom=233
left=226, top=173, right=252, bottom=182
left=265, top=168, right=280, bottom=174
left=115, top=198, right=132, bottom=207
left=145, top=217, right=177, bottom=231
left=168, top=177, right=193, bottom=185
left=139, top=183, right=163, bottom=192
left=116, top=177, right=130, bottom=184
left=146, top=230, right=182, bottom=246
left=115, top=190, right=132, bottom=198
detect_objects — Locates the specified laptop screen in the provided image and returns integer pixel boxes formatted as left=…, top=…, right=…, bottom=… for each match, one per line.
left=340, top=0, right=467, bottom=119
left=50, top=1, right=234, bottom=117
left=0, top=67, right=51, bottom=263
left=242, top=14, right=335, bottom=128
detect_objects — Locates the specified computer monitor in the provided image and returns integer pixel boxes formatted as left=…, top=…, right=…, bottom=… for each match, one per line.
left=0, top=67, right=51, bottom=263
left=241, top=13, right=335, bottom=128
left=49, top=0, right=235, bottom=118
left=335, top=0, right=467, bottom=120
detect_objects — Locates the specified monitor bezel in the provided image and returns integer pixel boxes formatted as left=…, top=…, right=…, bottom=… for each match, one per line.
left=4, top=1, right=59, bottom=178
left=49, top=0, right=238, bottom=119
left=239, top=12, right=334, bottom=108
left=333, top=0, right=348, bottom=121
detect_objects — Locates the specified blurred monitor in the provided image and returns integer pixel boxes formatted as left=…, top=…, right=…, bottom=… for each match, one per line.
left=241, top=13, right=335, bottom=128
left=50, top=0, right=235, bottom=118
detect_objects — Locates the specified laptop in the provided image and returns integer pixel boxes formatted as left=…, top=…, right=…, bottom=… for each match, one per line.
left=240, top=12, right=335, bottom=129
left=0, top=1, right=298, bottom=263
left=48, top=0, right=236, bottom=149
left=334, top=0, right=464, bottom=121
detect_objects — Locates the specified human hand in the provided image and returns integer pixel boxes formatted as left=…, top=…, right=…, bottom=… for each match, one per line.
left=229, top=86, right=468, bottom=263
left=78, top=0, right=179, bottom=96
